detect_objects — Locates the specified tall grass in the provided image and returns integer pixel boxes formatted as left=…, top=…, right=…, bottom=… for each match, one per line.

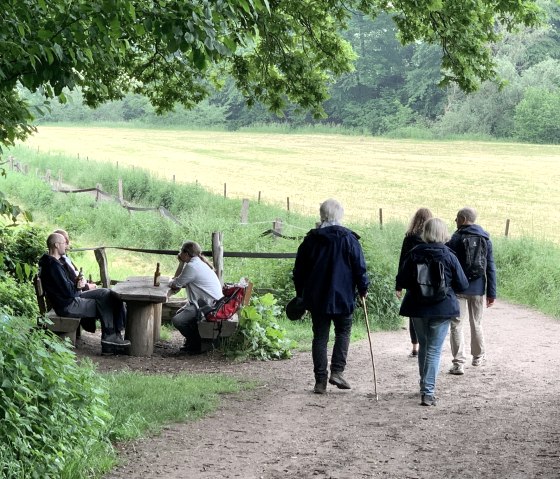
left=494, top=237, right=560, bottom=317
left=4, top=149, right=560, bottom=322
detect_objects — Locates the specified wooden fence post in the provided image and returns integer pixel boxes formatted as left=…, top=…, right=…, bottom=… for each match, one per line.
left=95, top=183, right=102, bottom=201
left=379, top=208, right=383, bottom=229
left=258, top=191, right=261, bottom=203
left=223, top=183, right=227, bottom=198
left=45, top=169, right=51, bottom=183
left=505, top=219, right=510, bottom=237
left=287, top=197, right=290, bottom=212
left=8, top=156, right=14, bottom=171
left=240, top=199, right=249, bottom=224
left=94, top=248, right=110, bottom=288
left=118, top=179, right=124, bottom=204
left=212, top=232, right=224, bottom=285
left=57, top=170, right=62, bottom=190
left=273, top=219, right=283, bottom=239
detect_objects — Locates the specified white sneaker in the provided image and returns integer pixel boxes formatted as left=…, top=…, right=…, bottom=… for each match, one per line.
left=472, top=356, right=486, bottom=367
left=449, top=364, right=464, bottom=375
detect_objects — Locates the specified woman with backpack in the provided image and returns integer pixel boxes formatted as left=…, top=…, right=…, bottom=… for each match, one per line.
left=395, top=218, right=468, bottom=406
left=396, top=207, right=433, bottom=358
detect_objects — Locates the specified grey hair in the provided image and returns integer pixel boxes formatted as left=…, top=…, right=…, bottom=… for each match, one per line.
left=319, top=199, right=344, bottom=223
left=422, top=218, right=450, bottom=244
left=457, top=207, right=477, bottom=224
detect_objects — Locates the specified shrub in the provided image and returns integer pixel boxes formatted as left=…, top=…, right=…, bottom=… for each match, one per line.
left=515, top=88, right=560, bottom=144
left=0, top=276, right=38, bottom=318
left=0, top=314, right=113, bottom=478
left=0, top=224, right=46, bottom=280
left=226, top=293, right=295, bottom=360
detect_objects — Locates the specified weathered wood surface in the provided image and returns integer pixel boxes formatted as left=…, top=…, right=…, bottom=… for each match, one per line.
left=112, top=276, right=169, bottom=356
left=112, top=276, right=170, bottom=302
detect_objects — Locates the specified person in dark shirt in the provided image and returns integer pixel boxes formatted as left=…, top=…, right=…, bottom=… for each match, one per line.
left=446, top=207, right=497, bottom=375
left=293, top=199, right=369, bottom=394
left=396, top=208, right=433, bottom=358
left=38, top=233, right=130, bottom=353
left=396, top=218, right=468, bottom=406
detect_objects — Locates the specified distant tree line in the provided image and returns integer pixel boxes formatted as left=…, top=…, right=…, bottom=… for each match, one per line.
left=26, top=1, right=560, bottom=144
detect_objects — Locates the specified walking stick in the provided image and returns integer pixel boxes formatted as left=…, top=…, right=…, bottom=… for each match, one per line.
left=361, top=296, right=379, bottom=401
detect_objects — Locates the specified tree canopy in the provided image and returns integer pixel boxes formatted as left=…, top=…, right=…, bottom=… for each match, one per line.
left=0, top=0, right=543, bottom=150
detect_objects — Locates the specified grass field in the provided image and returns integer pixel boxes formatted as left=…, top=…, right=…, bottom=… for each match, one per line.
left=20, top=125, right=560, bottom=241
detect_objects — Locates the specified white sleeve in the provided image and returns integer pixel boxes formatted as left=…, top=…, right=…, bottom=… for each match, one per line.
left=168, top=263, right=197, bottom=289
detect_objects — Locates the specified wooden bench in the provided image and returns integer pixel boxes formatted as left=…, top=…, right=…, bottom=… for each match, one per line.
left=198, top=282, right=253, bottom=346
left=33, top=275, right=81, bottom=345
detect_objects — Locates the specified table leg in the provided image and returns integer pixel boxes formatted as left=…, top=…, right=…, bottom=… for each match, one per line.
left=125, top=301, right=154, bottom=356
left=153, top=303, right=162, bottom=342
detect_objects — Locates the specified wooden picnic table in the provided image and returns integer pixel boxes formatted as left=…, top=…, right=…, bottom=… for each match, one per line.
left=112, top=276, right=170, bottom=356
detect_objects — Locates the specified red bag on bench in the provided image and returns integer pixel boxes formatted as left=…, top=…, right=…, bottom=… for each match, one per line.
left=205, top=284, right=246, bottom=322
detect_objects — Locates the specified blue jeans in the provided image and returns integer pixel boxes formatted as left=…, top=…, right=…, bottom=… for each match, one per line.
left=411, top=317, right=451, bottom=396
left=311, top=313, right=353, bottom=382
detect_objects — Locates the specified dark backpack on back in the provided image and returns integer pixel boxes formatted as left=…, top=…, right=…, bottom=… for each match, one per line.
left=459, top=234, right=487, bottom=280
left=413, top=254, right=448, bottom=304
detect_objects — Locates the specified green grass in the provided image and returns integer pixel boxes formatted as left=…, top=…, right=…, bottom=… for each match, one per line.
left=77, top=371, right=251, bottom=477
left=103, top=371, right=248, bottom=441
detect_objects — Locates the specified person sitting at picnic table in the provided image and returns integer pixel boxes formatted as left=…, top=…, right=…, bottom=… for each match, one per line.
left=39, top=233, right=130, bottom=353
left=168, top=241, right=223, bottom=355
left=53, top=229, right=97, bottom=291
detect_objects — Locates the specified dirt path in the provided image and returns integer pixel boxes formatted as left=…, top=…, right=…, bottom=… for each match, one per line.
left=83, top=301, right=560, bottom=479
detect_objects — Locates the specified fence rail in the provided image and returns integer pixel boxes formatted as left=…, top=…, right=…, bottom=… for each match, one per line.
left=75, top=231, right=297, bottom=288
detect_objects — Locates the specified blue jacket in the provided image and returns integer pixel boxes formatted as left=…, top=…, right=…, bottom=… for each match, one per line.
left=396, top=243, right=469, bottom=319
left=292, top=225, right=369, bottom=316
left=447, top=224, right=497, bottom=298
left=38, top=253, right=79, bottom=314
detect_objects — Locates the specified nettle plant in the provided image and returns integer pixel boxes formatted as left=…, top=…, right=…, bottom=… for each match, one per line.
left=228, top=293, right=295, bottom=360
left=0, top=314, right=112, bottom=478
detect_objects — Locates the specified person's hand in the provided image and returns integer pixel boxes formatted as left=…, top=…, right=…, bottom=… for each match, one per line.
left=77, top=278, right=86, bottom=290
left=87, top=282, right=97, bottom=290
left=395, top=290, right=403, bottom=299
left=167, top=286, right=180, bottom=297
left=487, top=297, right=495, bottom=308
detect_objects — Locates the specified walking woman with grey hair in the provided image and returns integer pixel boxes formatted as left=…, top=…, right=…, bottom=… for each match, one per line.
left=396, top=218, right=468, bottom=406
left=396, top=208, right=433, bottom=358
left=168, top=241, right=223, bottom=354
left=293, top=199, right=369, bottom=394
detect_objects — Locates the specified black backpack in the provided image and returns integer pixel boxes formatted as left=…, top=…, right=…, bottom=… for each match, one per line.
left=459, top=234, right=487, bottom=280
left=413, top=254, right=448, bottom=304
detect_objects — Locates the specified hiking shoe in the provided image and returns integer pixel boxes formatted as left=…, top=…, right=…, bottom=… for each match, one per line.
left=421, top=394, right=437, bottom=406
left=101, top=332, right=131, bottom=347
left=314, top=380, right=327, bottom=394
left=409, top=350, right=418, bottom=358
left=472, top=356, right=486, bottom=367
left=448, top=364, right=464, bottom=375
left=329, top=372, right=351, bottom=390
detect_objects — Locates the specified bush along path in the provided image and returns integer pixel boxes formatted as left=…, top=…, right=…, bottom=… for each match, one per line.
left=86, top=300, right=560, bottom=479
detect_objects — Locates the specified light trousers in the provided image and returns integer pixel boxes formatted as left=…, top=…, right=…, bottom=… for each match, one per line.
left=450, top=294, right=485, bottom=365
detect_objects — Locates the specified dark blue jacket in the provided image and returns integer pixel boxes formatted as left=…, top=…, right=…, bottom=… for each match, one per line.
left=396, top=243, right=469, bottom=319
left=447, top=224, right=497, bottom=298
left=292, top=225, right=369, bottom=316
left=396, top=233, right=424, bottom=290
left=38, top=253, right=79, bottom=314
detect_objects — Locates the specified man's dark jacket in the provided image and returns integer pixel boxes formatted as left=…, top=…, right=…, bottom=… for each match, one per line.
left=396, top=243, right=469, bottom=319
left=38, top=253, right=79, bottom=314
left=292, top=225, right=369, bottom=316
left=447, top=224, right=497, bottom=298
